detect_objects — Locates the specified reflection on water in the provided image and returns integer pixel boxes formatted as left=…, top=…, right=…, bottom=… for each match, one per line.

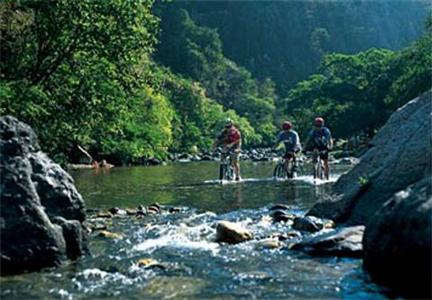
left=0, top=161, right=388, bottom=299
left=70, top=161, right=348, bottom=212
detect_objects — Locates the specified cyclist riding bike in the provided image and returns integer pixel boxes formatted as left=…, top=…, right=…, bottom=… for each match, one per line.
left=304, top=117, right=333, bottom=180
left=272, top=121, right=302, bottom=176
left=212, top=118, right=242, bottom=181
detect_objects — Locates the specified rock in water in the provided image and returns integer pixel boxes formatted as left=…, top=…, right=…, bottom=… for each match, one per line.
left=363, top=177, right=432, bottom=299
left=215, top=221, right=252, bottom=244
left=292, top=216, right=335, bottom=232
left=0, top=116, right=88, bottom=275
left=306, top=91, right=432, bottom=296
left=307, top=90, right=432, bottom=225
left=291, top=226, right=364, bottom=257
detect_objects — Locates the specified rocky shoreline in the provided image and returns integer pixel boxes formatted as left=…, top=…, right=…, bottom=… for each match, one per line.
left=68, top=147, right=360, bottom=170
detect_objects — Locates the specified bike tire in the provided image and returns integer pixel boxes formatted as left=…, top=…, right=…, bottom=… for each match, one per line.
left=273, top=164, right=285, bottom=179
left=219, top=164, right=225, bottom=180
left=316, top=160, right=325, bottom=180
left=287, top=161, right=295, bottom=178
left=227, top=166, right=234, bottom=181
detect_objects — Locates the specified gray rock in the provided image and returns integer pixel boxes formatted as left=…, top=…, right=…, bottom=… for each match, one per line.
left=28, top=152, right=85, bottom=222
left=215, top=221, right=253, bottom=244
left=201, top=154, right=213, bottom=161
left=0, top=116, right=87, bottom=275
left=52, top=217, right=87, bottom=260
left=363, top=177, right=432, bottom=299
left=292, top=216, right=335, bottom=232
left=308, top=90, right=432, bottom=225
left=269, top=204, right=290, bottom=211
left=271, top=210, right=295, bottom=223
left=305, top=91, right=432, bottom=296
left=253, top=238, right=282, bottom=249
left=291, top=226, right=364, bottom=257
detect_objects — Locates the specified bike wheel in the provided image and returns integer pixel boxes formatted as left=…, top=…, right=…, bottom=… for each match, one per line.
left=287, top=160, right=295, bottom=178
left=273, top=164, right=286, bottom=179
left=219, top=164, right=226, bottom=180
left=316, top=160, right=325, bottom=180
left=226, top=165, right=234, bottom=181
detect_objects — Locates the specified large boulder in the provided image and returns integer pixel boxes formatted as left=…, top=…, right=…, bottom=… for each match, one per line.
left=308, top=90, right=432, bottom=225
left=306, top=90, right=432, bottom=297
left=363, top=177, right=431, bottom=299
left=0, top=116, right=88, bottom=275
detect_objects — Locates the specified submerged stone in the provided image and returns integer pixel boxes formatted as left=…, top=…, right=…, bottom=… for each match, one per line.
left=254, top=238, right=282, bottom=249
left=271, top=210, right=295, bottom=223
left=98, top=230, right=123, bottom=240
left=292, top=216, right=335, bottom=232
left=137, top=258, right=166, bottom=270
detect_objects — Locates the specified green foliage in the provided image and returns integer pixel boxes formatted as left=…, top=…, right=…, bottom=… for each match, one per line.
left=177, top=0, right=429, bottom=94
left=154, top=5, right=276, bottom=145
left=97, top=86, right=174, bottom=163
left=1, top=0, right=430, bottom=164
left=147, top=65, right=260, bottom=152
left=0, top=0, right=166, bottom=162
left=284, top=38, right=431, bottom=140
left=384, top=19, right=432, bottom=110
left=358, top=176, right=370, bottom=187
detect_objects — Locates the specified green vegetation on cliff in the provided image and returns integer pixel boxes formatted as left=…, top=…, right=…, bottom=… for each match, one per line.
left=285, top=20, right=431, bottom=139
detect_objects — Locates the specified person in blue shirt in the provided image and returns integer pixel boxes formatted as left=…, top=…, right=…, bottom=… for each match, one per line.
left=272, top=121, right=301, bottom=176
left=304, top=117, right=333, bottom=180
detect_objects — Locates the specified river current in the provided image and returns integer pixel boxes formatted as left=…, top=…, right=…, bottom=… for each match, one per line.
left=0, top=161, right=387, bottom=299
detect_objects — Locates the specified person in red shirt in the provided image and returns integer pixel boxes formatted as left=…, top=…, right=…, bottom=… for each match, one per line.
left=212, top=118, right=242, bottom=181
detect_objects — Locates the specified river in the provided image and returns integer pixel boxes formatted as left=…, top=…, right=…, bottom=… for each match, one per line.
left=0, top=161, right=387, bottom=299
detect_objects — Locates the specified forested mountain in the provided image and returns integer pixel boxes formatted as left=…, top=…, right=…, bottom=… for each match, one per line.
left=1, top=0, right=430, bottom=164
left=161, top=0, right=429, bottom=94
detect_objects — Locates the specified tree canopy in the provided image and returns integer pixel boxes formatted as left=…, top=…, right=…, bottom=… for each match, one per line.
left=0, top=0, right=430, bottom=163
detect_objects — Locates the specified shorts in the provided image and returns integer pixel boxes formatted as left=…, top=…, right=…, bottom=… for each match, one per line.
left=313, top=148, right=328, bottom=160
left=222, top=149, right=240, bottom=162
left=283, top=148, right=300, bottom=160
left=283, top=152, right=295, bottom=160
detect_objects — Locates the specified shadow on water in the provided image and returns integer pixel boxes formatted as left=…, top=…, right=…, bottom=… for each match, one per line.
left=0, top=161, right=388, bottom=299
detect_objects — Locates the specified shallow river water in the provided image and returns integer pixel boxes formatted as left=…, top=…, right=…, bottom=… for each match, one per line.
left=1, top=161, right=387, bottom=299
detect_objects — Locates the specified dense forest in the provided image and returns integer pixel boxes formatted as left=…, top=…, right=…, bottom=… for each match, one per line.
left=1, top=0, right=431, bottom=164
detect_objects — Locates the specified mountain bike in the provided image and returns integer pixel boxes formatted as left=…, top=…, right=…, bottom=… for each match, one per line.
left=219, top=150, right=235, bottom=181
left=273, top=156, right=297, bottom=179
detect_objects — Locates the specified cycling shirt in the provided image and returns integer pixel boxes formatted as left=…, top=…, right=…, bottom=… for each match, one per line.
left=276, top=130, right=301, bottom=152
left=308, top=127, right=332, bottom=150
left=217, top=126, right=241, bottom=149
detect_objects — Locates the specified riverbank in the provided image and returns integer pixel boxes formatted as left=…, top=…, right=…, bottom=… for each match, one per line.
left=67, top=146, right=362, bottom=170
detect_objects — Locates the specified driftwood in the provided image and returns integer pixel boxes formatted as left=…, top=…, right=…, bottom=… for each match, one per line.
left=77, top=144, right=94, bottom=164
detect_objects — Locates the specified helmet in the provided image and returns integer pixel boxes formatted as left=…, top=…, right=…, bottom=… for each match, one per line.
left=282, top=121, right=292, bottom=130
left=225, top=118, right=233, bottom=128
left=314, top=117, right=324, bottom=127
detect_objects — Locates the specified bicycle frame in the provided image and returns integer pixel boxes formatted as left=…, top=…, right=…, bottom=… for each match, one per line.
left=219, top=149, right=235, bottom=181
left=312, top=150, right=326, bottom=180
left=274, top=155, right=296, bottom=179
